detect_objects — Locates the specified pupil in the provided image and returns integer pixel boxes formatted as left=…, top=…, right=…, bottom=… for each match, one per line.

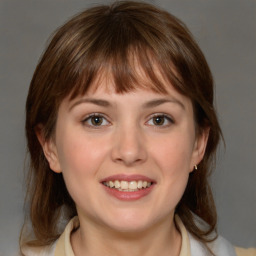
left=92, top=117, right=102, bottom=126
left=154, top=116, right=164, bottom=125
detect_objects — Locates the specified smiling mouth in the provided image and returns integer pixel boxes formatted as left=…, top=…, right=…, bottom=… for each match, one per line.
left=102, top=180, right=153, bottom=192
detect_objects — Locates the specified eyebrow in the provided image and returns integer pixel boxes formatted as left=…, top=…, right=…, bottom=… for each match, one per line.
left=142, top=98, right=185, bottom=109
left=69, top=98, right=111, bottom=111
left=69, top=97, right=185, bottom=111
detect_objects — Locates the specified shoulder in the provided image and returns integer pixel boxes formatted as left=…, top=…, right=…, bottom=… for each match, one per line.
left=209, top=235, right=237, bottom=256
left=177, top=214, right=255, bottom=256
left=189, top=233, right=237, bottom=256
left=235, top=247, right=256, bottom=256
left=21, top=242, right=57, bottom=256
left=190, top=233, right=256, bottom=256
left=175, top=215, right=237, bottom=256
left=21, top=216, right=78, bottom=256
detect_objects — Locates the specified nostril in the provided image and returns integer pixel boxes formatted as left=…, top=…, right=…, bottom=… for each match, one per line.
left=110, top=130, right=148, bottom=165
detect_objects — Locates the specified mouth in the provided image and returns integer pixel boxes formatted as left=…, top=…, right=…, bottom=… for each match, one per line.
left=102, top=180, right=152, bottom=192
left=101, top=175, right=155, bottom=200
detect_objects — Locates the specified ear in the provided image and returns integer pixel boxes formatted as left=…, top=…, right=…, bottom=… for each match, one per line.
left=190, top=127, right=210, bottom=172
left=35, top=125, right=62, bottom=173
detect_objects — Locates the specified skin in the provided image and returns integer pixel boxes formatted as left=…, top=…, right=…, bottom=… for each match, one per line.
left=38, top=74, right=209, bottom=256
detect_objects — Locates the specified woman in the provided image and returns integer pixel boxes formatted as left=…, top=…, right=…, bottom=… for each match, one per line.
left=20, top=1, right=255, bottom=255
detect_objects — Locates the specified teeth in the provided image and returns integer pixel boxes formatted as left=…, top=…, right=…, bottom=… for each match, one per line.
left=142, top=181, right=147, bottom=188
left=129, top=181, right=137, bottom=190
left=103, top=180, right=152, bottom=191
left=114, top=180, right=120, bottom=188
left=120, top=181, right=128, bottom=190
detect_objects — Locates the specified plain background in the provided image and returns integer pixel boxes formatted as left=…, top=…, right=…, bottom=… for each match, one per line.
left=0, top=0, right=255, bottom=255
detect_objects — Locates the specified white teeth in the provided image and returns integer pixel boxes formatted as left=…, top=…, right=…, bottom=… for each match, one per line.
left=114, top=180, right=120, bottom=188
left=129, top=181, right=137, bottom=190
left=120, top=181, right=128, bottom=190
left=104, top=180, right=152, bottom=191
left=142, top=181, right=147, bottom=188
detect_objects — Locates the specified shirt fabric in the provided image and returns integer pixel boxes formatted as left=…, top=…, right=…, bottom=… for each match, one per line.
left=22, top=216, right=256, bottom=256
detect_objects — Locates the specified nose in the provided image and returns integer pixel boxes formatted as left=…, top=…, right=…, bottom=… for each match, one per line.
left=111, top=124, right=147, bottom=166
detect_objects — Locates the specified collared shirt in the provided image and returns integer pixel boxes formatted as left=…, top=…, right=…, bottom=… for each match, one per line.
left=53, top=216, right=255, bottom=256
left=22, top=216, right=256, bottom=256
left=54, top=216, right=191, bottom=256
left=54, top=217, right=191, bottom=256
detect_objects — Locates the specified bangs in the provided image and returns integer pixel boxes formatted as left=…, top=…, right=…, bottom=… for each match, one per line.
left=50, top=5, right=186, bottom=101
left=68, top=44, right=176, bottom=100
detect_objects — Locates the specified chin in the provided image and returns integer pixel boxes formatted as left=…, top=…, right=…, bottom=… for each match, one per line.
left=100, top=210, right=162, bottom=234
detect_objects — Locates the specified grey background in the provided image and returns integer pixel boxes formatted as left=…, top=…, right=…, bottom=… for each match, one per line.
left=0, top=0, right=255, bottom=255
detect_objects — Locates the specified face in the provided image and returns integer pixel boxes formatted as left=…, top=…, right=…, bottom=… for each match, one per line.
left=40, top=75, right=208, bottom=234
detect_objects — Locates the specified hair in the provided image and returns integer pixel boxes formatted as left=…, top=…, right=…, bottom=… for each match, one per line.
left=22, top=0, right=222, bottom=251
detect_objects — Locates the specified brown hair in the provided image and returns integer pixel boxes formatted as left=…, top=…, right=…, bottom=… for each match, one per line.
left=22, top=0, right=222, bottom=250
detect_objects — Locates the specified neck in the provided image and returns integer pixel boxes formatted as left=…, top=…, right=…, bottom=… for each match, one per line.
left=71, top=214, right=181, bottom=256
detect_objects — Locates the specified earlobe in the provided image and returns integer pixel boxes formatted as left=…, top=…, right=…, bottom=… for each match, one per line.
left=35, top=125, right=62, bottom=173
left=190, top=127, right=210, bottom=172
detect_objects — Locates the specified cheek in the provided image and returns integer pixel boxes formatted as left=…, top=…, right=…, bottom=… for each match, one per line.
left=159, top=142, right=191, bottom=192
left=57, top=127, right=107, bottom=171
left=56, top=139, right=106, bottom=212
left=151, top=134, right=194, bottom=205
left=153, top=134, right=194, bottom=173
left=56, top=131, right=109, bottom=195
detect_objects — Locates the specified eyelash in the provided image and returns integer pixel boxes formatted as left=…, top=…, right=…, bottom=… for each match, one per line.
left=81, top=113, right=110, bottom=128
left=146, top=114, right=174, bottom=127
left=81, top=113, right=174, bottom=128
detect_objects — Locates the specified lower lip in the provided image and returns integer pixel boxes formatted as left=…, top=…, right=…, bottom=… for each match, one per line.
left=102, top=184, right=154, bottom=201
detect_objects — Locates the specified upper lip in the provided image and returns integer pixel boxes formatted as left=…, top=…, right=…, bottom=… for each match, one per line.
left=100, top=174, right=156, bottom=183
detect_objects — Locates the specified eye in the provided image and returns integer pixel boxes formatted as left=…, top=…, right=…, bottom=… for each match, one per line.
left=82, top=114, right=110, bottom=127
left=146, top=114, right=174, bottom=127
